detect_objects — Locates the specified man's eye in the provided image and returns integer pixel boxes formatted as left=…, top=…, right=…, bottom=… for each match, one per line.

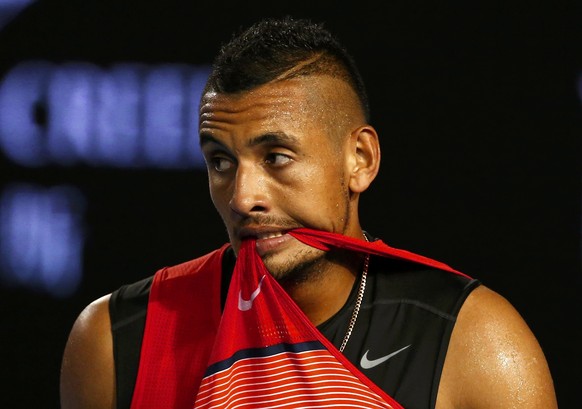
left=265, top=153, right=292, bottom=166
left=210, top=157, right=234, bottom=172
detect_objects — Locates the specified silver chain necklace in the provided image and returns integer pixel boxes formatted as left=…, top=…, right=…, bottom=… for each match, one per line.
left=338, top=236, right=370, bottom=353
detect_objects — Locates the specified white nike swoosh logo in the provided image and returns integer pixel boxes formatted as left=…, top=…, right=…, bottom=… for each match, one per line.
left=238, top=275, right=266, bottom=311
left=360, top=344, right=412, bottom=369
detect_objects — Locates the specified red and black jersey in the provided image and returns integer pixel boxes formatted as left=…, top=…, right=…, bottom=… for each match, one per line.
left=110, top=232, right=479, bottom=409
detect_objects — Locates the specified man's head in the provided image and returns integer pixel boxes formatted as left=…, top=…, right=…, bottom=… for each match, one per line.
left=203, top=16, right=370, bottom=123
left=199, top=17, right=380, bottom=282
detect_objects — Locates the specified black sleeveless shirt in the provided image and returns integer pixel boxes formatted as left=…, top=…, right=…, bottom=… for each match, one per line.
left=110, top=246, right=479, bottom=409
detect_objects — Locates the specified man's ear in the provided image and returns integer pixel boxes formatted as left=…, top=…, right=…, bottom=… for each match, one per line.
left=347, top=125, right=381, bottom=193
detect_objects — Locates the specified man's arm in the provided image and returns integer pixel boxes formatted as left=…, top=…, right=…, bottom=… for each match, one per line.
left=438, top=286, right=558, bottom=408
left=60, top=294, right=116, bottom=409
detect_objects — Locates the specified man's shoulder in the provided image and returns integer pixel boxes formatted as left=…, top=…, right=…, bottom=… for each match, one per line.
left=438, top=286, right=558, bottom=408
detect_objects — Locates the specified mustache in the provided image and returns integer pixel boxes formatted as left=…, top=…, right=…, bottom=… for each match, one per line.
left=236, top=215, right=303, bottom=230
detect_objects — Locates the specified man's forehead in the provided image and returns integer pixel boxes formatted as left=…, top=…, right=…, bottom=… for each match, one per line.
left=200, top=79, right=314, bottom=112
left=198, top=76, right=361, bottom=142
left=198, top=80, right=323, bottom=134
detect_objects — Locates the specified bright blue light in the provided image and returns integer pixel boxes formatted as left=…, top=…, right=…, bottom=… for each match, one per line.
left=95, top=64, right=143, bottom=167
left=47, top=63, right=102, bottom=165
left=0, top=184, right=86, bottom=297
left=0, top=61, right=211, bottom=169
left=0, top=60, right=54, bottom=166
left=143, top=64, right=189, bottom=168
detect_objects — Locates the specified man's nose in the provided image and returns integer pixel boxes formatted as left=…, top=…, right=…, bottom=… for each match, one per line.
left=229, top=163, right=269, bottom=216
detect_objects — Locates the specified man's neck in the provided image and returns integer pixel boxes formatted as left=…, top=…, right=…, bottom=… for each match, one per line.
left=280, top=253, right=364, bottom=326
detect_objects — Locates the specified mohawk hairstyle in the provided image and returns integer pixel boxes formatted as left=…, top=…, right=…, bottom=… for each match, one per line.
left=204, top=16, right=370, bottom=121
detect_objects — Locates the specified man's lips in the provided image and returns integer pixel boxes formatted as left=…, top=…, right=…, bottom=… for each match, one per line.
left=237, top=227, right=297, bottom=255
left=237, top=226, right=294, bottom=241
left=254, top=233, right=293, bottom=255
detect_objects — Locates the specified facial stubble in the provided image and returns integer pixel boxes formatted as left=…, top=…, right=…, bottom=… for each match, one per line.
left=265, top=175, right=353, bottom=286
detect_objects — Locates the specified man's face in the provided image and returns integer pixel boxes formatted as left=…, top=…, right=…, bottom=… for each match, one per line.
left=199, top=76, right=361, bottom=280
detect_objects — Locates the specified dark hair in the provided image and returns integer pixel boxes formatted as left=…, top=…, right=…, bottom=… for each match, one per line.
left=204, top=16, right=370, bottom=121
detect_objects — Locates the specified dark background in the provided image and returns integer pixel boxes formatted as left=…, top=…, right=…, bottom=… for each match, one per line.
left=0, top=1, right=580, bottom=408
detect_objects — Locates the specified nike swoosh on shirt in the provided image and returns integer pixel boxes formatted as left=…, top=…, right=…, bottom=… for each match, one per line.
left=360, top=344, right=412, bottom=369
left=238, top=275, right=266, bottom=311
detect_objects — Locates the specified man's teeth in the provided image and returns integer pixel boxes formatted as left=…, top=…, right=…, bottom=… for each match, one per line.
left=257, top=232, right=284, bottom=240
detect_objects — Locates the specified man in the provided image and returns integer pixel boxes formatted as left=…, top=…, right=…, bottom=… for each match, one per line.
left=60, top=17, right=558, bottom=409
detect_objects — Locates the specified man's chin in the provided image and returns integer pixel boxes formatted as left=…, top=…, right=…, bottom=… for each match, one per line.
left=261, top=247, right=325, bottom=284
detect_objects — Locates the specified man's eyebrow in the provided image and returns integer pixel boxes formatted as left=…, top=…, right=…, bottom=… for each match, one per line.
left=200, top=132, right=300, bottom=148
left=247, top=132, right=299, bottom=147
left=199, top=134, right=224, bottom=148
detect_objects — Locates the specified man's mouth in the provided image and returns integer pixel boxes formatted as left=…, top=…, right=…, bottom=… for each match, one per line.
left=237, top=225, right=294, bottom=241
left=256, top=231, right=285, bottom=240
left=236, top=227, right=297, bottom=256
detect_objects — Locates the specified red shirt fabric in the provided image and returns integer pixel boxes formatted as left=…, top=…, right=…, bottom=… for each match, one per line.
left=130, top=229, right=466, bottom=409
